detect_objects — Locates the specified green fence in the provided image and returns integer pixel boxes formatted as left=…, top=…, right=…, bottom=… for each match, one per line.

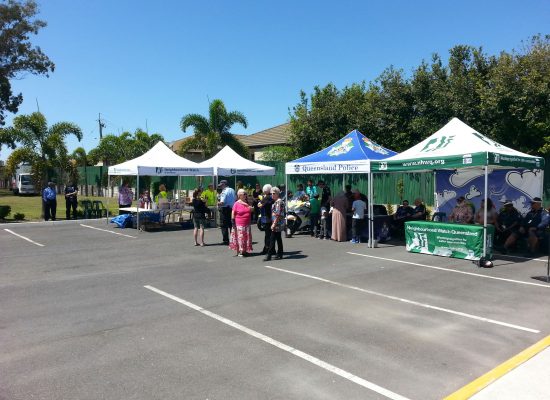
left=79, top=163, right=434, bottom=205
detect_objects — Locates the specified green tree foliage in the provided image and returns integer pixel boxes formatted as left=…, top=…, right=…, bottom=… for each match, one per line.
left=259, top=145, right=295, bottom=162
left=289, top=35, right=550, bottom=157
left=88, top=129, right=164, bottom=165
left=179, top=99, right=249, bottom=159
left=0, top=0, right=54, bottom=127
left=5, top=112, right=82, bottom=191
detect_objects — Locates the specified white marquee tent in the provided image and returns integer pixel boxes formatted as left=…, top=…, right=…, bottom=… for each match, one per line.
left=199, top=145, right=275, bottom=177
left=108, top=141, right=213, bottom=176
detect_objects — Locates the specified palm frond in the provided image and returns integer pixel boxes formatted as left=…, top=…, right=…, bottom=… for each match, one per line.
left=180, top=114, right=209, bottom=135
left=49, top=122, right=83, bottom=141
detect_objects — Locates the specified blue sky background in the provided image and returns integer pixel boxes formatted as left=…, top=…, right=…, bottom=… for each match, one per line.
left=2, top=0, right=549, bottom=160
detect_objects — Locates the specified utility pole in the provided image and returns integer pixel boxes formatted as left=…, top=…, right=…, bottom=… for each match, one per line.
left=98, top=113, right=106, bottom=140
left=146, top=118, right=149, bottom=133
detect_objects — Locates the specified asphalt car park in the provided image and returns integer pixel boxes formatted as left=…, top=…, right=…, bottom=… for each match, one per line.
left=1, top=220, right=549, bottom=399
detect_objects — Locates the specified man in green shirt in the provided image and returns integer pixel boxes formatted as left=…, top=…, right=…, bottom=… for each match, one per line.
left=309, top=193, right=321, bottom=237
left=201, top=183, right=217, bottom=207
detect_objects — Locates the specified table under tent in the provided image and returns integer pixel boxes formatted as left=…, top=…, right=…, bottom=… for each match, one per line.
left=107, top=141, right=214, bottom=231
left=370, top=117, right=545, bottom=261
left=285, top=129, right=397, bottom=245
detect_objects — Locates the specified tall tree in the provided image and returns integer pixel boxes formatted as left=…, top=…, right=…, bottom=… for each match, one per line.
left=5, top=112, right=82, bottom=216
left=0, top=0, right=55, bottom=126
left=179, top=99, right=249, bottom=159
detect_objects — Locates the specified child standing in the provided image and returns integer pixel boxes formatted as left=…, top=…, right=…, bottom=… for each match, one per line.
left=309, top=193, right=320, bottom=237
left=319, top=207, right=329, bottom=240
left=351, top=189, right=366, bottom=243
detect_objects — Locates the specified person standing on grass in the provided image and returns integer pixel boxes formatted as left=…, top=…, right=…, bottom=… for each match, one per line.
left=43, top=182, right=57, bottom=221
left=64, top=182, right=78, bottom=220
left=264, top=186, right=285, bottom=261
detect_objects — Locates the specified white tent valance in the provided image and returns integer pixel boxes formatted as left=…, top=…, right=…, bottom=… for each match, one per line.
left=107, top=141, right=213, bottom=176
left=199, top=146, right=275, bottom=176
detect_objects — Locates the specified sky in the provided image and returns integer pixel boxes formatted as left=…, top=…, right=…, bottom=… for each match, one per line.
left=2, top=0, right=549, bottom=161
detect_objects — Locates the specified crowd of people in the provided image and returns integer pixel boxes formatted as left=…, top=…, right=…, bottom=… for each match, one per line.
left=39, top=177, right=550, bottom=257
left=442, top=196, right=550, bottom=255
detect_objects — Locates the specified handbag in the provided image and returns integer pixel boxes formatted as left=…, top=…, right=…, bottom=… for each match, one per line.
left=257, top=216, right=267, bottom=231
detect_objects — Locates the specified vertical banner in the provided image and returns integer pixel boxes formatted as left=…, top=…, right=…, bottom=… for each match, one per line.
left=405, top=221, right=494, bottom=260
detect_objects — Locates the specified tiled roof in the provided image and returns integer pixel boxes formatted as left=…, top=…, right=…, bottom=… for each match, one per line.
left=236, top=123, right=290, bottom=147
left=169, top=122, right=291, bottom=152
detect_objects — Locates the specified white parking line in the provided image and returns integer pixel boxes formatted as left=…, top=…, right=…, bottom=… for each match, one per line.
left=348, top=252, right=550, bottom=289
left=4, top=229, right=45, bottom=247
left=144, top=285, right=411, bottom=400
left=80, top=224, right=137, bottom=238
left=263, top=266, right=540, bottom=334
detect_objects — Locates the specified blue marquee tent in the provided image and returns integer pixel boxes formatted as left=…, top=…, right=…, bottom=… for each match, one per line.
left=284, top=130, right=397, bottom=248
left=285, top=130, right=397, bottom=175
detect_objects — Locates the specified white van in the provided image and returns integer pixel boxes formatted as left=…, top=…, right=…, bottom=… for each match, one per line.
left=11, top=164, right=36, bottom=195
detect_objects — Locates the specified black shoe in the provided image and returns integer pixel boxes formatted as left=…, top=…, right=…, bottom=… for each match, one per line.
left=274, top=255, right=283, bottom=260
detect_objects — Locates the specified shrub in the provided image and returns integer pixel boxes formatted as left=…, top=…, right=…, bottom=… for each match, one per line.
left=14, top=212, right=25, bottom=221
left=0, top=205, right=11, bottom=219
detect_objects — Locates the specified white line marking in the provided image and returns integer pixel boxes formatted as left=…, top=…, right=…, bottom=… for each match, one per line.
left=499, top=254, right=548, bottom=263
left=348, top=252, right=550, bottom=289
left=263, top=266, right=540, bottom=334
left=80, top=224, right=137, bottom=238
left=144, top=285, right=410, bottom=400
left=4, top=229, right=45, bottom=247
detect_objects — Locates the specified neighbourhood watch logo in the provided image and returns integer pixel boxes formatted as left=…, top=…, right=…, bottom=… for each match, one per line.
left=294, top=164, right=300, bottom=173
left=155, top=167, right=164, bottom=174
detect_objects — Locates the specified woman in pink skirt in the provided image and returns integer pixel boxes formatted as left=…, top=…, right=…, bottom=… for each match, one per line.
left=230, top=189, right=254, bottom=257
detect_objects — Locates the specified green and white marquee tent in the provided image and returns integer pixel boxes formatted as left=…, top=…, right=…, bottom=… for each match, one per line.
left=370, top=117, right=545, bottom=257
left=371, top=117, right=544, bottom=173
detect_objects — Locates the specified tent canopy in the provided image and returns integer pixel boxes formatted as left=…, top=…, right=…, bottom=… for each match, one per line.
left=108, top=141, right=213, bottom=176
left=285, top=129, right=397, bottom=174
left=199, top=145, right=275, bottom=176
left=371, top=118, right=544, bottom=172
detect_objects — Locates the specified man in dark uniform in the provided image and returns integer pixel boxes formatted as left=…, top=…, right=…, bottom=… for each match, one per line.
left=43, top=181, right=57, bottom=221
left=496, top=200, right=521, bottom=252
left=64, top=182, right=78, bottom=220
left=257, top=184, right=274, bottom=255
left=217, top=180, right=236, bottom=245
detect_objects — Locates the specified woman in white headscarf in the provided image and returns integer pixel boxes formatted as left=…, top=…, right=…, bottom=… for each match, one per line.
left=331, top=191, right=349, bottom=242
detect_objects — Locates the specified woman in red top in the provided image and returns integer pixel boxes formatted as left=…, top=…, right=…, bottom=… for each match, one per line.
left=230, top=189, right=254, bottom=257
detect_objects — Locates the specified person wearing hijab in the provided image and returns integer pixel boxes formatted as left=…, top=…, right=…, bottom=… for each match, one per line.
left=331, top=191, right=349, bottom=242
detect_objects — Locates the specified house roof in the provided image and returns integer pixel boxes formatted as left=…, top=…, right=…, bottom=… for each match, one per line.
left=169, top=122, right=291, bottom=153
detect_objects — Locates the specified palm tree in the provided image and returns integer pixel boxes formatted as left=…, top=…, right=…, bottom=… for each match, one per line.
left=179, top=99, right=249, bottom=159
left=5, top=112, right=82, bottom=215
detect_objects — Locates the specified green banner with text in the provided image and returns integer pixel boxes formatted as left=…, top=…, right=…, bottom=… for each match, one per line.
left=405, top=221, right=494, bottom=260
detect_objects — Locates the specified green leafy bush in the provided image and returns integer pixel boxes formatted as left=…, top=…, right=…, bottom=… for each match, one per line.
left=0, top=205, right=11, bottom=219
left=14, top=212, right=25, bottom=221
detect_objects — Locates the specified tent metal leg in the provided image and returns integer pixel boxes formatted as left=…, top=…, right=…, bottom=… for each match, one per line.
left=482, top=166, right=488, bottom=258
left=137, top=174, right=140, bottom=233
left=106, top=175, right=110, bottom=224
